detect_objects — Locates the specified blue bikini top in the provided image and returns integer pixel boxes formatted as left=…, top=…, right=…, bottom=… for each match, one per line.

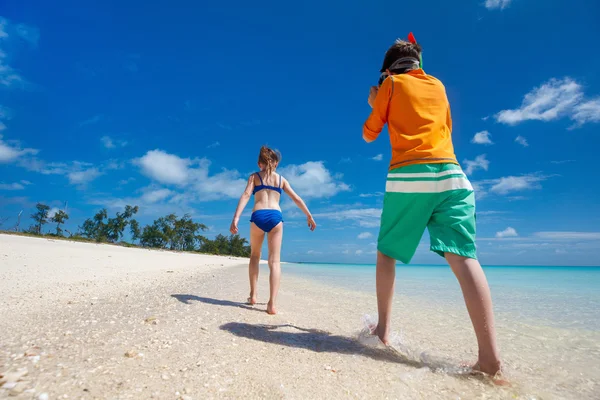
left=253, top=172, right=282, bottom=195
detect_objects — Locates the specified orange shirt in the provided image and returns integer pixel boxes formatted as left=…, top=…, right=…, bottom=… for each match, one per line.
left=363, top=69, right=457, bottom=169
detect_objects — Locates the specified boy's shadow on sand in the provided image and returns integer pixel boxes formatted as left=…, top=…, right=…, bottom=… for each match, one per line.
left=171, top=294, right=267, bottom=313
left=220, top=322, right=428, bottom=368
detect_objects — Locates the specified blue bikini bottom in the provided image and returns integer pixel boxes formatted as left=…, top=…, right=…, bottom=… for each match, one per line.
left=250, top=209, right=283, bottom=233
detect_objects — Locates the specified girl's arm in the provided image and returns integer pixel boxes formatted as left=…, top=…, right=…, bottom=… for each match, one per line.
left=282, top=178, right=316, bottom=231
left=230, top=175, right=255, bottom=234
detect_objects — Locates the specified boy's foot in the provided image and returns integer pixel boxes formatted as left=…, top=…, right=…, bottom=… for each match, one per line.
left=472, top=359, right=501, bottom=376
left=371, top=325, right=390, bottom=346
left=266, top=301, right=277, bottom=315
left=247, top=296, right=257, bottom=305
left=471, top=360, right=509, bottom=386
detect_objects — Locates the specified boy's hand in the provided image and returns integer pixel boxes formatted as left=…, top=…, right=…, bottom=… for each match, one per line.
left=307, top=215, right=317, bottom=231
left=368, top=86, right=379, bottom=108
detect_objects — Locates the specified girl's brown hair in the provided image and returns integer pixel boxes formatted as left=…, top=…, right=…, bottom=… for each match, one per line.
left=258, top=145, right=281, bottom=176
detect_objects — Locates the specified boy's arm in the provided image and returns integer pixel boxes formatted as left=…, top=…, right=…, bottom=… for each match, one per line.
left=363, top=77, right=393, bottom=143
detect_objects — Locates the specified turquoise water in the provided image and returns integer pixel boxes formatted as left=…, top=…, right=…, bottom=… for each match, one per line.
left=284, top=263, right=600, bottom=331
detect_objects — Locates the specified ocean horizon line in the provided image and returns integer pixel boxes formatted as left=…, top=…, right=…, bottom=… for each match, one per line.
left=286, top=261, right=600, bottom=269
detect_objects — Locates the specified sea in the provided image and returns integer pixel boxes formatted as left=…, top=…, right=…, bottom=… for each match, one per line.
left=283, top=263, right=600, bottom=331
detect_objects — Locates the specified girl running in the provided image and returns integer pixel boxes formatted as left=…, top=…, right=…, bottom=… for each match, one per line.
left=230, top=146, right=316, bottom=314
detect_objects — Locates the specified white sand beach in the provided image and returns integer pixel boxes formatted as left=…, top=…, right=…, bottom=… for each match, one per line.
left=1, top=234, right=599, bottom=399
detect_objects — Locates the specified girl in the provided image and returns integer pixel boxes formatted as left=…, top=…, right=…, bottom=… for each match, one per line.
left=230, top=146, right=316, bottom=315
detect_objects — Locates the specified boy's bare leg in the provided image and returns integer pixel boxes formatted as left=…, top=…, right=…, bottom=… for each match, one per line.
left=446, top=253, right=502, bottom=376
left=374, top=250, right=396, bottom=345
left=248, top=223, right=265, bottom=305
left=266, top=222, right=283, bottom=315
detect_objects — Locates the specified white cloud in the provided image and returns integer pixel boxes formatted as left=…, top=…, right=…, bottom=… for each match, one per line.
left=515, top=136, right=529, bottom=147
left=0, top=181, right=25, bottom=190
left=15, top=23, right=40, bottom=46
left=355, top=250, right=363, bottom=255
left=134, top=149, right=248, bottom=201
left=47, top=207, right=60, bottom=219
left=485, top=0, right=511, bottom=10
left=136, top=150, right=191, bottom=185
left=313, top=208, right=381, bottom=228
left=140, top=188, right=173, bottom=204
left=496, top=78, right=582, bottom=125
left=474, top=173, right=550, bottom=197
left=496, top=227, right=518, bottom=238
left=489, top=175, right=545, bottom=194
left=68, top=166, right=102, bottom=185
left=496, top=78, right=600, bottom=128
left=0, top=134, right=38, bottom=163
left=79, top=114, right=103, bottom=127
left=358, top=232, right=373, bottom=239
left=18, top=157, right=106, bottom=187
left=101, top=136, right=127, bottom=149
left=0, top=17, right=37, bottom=87
left=207, top=141, right=220, bottom=149
left=359, top=192, right=384, bottom=198
left=307, top=250, right=322, bottom=255
left=471, top=130, right=493, bottom=145
left=572, top=98, right=600, bottom=126
left=279, top=161, right=350, bottom=199
left=533, top=232, right=600, bottom=240
left=463, top=154, right=489, bottom=175
left=371, top=154, right=383, bottom=161
left=101, top=136, right=115, bottom=149
left=342, top=249, right=350, bottom=254
left=550, top=160, right=575, bottom=165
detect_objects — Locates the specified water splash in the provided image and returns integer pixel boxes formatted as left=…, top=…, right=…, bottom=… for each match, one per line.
left=357, top=314, right=471, bottom=376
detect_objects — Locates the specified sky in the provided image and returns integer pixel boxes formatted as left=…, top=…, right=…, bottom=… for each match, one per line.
left=1, top=0, right=599, bottom=266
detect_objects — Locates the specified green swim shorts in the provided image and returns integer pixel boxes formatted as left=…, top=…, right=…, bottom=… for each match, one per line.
left=377, top=163, right=477, bottom=264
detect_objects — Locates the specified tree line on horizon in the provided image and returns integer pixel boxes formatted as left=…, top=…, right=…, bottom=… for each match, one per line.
left=1, top=203, right=250, bottom=257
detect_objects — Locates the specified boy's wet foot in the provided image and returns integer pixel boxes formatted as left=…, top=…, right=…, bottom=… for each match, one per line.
left=472, top=360, right=509, bottom=386
left=371, top=324, right=390, bottom=346
left=266, top=301, right=277, bottom=315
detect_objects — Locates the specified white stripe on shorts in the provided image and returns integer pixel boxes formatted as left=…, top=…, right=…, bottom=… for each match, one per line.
left=386, top=177, right=473, bottom=193
left=387, top=169, right=465, bottom=179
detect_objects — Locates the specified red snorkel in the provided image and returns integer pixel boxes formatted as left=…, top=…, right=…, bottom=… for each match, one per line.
left=407, top=32, right=422, bottom=69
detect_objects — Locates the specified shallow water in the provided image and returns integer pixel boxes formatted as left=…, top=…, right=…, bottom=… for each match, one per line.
left=283, top=263, right=600, bottom=399
left=285, top=263, right=600, bottom=330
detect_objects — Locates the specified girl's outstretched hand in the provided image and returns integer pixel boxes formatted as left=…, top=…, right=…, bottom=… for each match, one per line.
left=230, top=219, right=239, bottom=235
left=307, top=215, right=317, bottom=231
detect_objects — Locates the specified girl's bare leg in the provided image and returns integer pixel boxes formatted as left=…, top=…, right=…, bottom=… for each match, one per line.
left=248, top=223, right=265, bottom=305
left=446, top=253, right=501, bottom=376
left=266, top=222, right=283, bottom=314
left=374, top=251, right=396, bottom=344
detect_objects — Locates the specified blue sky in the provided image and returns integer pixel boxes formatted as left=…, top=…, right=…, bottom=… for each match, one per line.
left=1, top=0, right=599, bottom=266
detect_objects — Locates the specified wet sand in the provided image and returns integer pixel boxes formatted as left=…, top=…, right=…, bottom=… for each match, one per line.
left=1, top=234, right=598, bottom=399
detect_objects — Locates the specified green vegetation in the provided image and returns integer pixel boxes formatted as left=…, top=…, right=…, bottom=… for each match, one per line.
left=1, top=203, right=250, bottom=257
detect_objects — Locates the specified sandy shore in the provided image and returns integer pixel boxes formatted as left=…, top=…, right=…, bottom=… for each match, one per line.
left=1, top=234, right=599, bottom=399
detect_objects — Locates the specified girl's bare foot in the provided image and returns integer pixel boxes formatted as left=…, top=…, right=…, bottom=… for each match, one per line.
left=247, top=296, right=257, bottom=305
left=266, top=301, right=277, bottom=315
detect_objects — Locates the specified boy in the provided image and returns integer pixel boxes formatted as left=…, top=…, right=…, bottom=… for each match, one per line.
left=363, top=37, right=502, bottom=376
